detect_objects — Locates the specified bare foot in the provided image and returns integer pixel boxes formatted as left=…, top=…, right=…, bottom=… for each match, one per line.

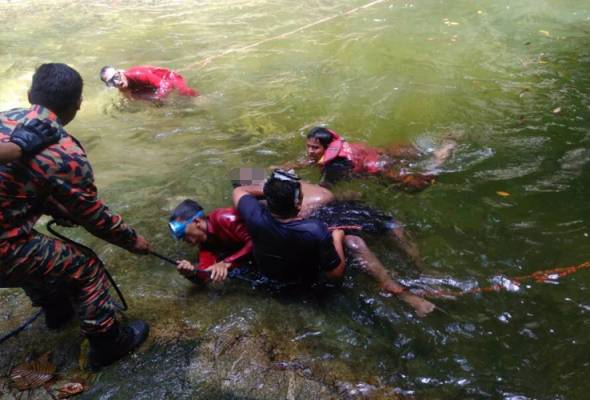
left=432, top=139, right=457, bottom=167
left=399, top=292, right=436, bottom=317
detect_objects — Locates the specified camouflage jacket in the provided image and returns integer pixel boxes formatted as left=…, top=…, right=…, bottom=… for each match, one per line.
left=0, top=105, right=138, bottom=254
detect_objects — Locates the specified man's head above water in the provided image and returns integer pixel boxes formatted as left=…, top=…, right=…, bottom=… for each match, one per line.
left=169, top=199, right=208, bottom=246
left=306, top=126, right=337, bottom=162
left=28, top=63, right=83, bottom=126
left=263, top=169, right=303, bottom=219
left=100, top=66, right=128, bottom=89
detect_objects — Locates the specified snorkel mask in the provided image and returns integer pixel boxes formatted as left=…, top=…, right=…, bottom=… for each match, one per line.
left=270, top=169, right=300, bottom=183
left=103, top=68, right=123, bottom=88
left=168, top=210, right=205, bottom=240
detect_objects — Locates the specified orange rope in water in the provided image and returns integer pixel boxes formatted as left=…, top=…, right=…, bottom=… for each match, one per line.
left=424, top=260, right=590, bottom=298
left=178, top=0, right=392, bottom=71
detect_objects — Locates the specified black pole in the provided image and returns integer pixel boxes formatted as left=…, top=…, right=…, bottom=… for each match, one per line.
left=149, top=251, right=177, bottom=266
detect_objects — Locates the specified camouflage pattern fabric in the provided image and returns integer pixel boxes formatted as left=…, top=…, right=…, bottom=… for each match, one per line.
left=0, top=232, right=115, bottom=334
left=0, top=105, right=138, bottom=334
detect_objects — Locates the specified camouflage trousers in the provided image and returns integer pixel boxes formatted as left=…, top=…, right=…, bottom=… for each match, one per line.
left=0, top=231, right=116, bottom=335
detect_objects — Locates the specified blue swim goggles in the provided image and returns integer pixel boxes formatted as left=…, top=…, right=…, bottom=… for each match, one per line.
left=168, top=210, right=205, bottom=240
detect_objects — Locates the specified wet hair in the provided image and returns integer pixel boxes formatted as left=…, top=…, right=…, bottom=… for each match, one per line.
left=99, top=65, right=113, bottom=82
left=29, top=63, right=83, bottom=115
left=307, top=127, right=335, bottom=149
left=263, top=170, right=302, bottom=218
left=170, top=199, right=204, bottom=222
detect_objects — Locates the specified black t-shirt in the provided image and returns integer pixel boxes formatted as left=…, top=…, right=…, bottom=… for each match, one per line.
left=237, top=194, right=341, bottom=283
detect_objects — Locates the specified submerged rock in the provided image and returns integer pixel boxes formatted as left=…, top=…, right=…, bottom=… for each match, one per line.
left=188, top=330, right=336, bottom=399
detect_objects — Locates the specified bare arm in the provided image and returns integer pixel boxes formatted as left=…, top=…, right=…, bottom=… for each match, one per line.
left=324, top=229, right=346, bottom=280
left=0, top=143, right=22, bottom=163
left=232, top=184, right=264, bottom=207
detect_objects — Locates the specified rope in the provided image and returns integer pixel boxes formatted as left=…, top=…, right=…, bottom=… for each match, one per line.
left=178, top=0, right=391, bottom=71
left=0, top=310, right=43, bottom=345
left=46, top=221, right=128, bottom=311
left=0, top=221, right=131, bottom=345
left=423, top=260, right=590, bottom=298
left=150, top=250, right=267, bottom=286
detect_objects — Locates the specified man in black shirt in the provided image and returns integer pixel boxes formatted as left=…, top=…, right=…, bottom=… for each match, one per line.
left=233, top=170, right=436, bottom=316
left=234, top=170, right=345, bottom=284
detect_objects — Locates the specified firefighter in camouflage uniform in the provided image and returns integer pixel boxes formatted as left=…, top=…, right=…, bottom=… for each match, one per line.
left=0, top=63, right=150, bottom=369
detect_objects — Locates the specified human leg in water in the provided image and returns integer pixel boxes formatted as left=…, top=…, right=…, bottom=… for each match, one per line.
left=308, top=200, right=425, bottom=270
left=381, top=168, right=436, bottom=192
left=380, top=139, right=457, bottom=192
left=383, top=140, right=456, bottom=168
left=382, top=143, right=424, bottom=160
left=344, top=235, right=435, bottom=317
left=428, top=139, right=457, bottom=170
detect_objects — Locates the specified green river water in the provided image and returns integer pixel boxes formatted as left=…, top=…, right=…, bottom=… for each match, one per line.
left=1, top=0, right=590, bottom=399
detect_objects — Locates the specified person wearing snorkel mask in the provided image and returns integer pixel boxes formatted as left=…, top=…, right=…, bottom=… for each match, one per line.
left=100, top=65, right=198, bottom=101
left=283, top=126, right=455, bottom=191
left=167, top=172, right=334, bottom=284
left=231, top=169, right=436, bottom=316
left=168, top=200, right=253, bottom=284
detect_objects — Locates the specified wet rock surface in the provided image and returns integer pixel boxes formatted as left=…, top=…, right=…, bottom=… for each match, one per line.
left=186, top=316, right=339, bottom=400
left=0, top=294, right=401, bottom=400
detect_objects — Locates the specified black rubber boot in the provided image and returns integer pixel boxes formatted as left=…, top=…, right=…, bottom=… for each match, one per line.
left=43, top=302, right=75, bottom=330
left=88, top=320, right=149, bottom=370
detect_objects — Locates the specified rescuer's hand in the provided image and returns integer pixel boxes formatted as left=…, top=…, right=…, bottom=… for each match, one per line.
left=205, top=261, right=230, bottom=282
left=176, top=260, right=197, bottom=279
left=10, top=119, right=60, bottom=155
left=131, top=234, right=151, bottom=254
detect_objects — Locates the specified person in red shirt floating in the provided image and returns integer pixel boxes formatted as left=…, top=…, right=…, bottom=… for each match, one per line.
left=286, top=126, right=455, bottom=191
left=100, top=65, right=198, bottom=101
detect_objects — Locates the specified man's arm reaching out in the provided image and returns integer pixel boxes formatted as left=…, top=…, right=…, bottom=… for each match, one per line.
left=232, top=184, right=264, bottom=207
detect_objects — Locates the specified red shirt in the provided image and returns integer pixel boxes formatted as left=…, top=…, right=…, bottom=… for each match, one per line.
left=195, top=208, right=253, bottom=271
left=121, top=66, right=198, bottom=100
